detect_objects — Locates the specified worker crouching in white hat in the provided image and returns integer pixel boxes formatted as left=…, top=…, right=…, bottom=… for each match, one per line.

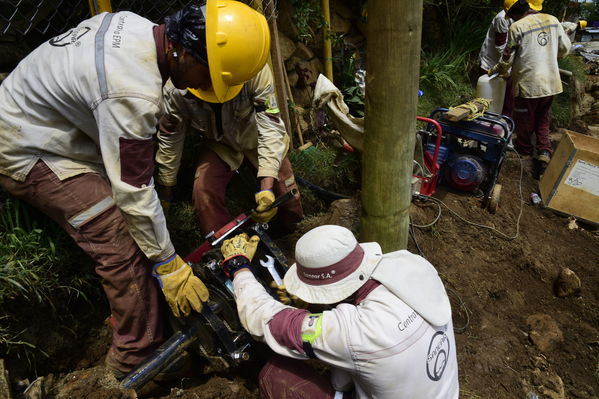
left=220, top=225, right=459, bottom=398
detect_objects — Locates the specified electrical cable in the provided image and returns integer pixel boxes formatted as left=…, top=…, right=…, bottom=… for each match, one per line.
left=446, top=286, right=470, bottom=333
left=408, top=216, right=424, bottom=256
left=410, top=151, right=525, bottom=240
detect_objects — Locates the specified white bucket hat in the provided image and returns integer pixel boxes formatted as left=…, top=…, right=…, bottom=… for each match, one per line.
left=283, top=225, right=383, bottom=304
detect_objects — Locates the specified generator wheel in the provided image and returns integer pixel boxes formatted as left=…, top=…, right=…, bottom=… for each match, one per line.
left=487, top=184, right=501, bottom=214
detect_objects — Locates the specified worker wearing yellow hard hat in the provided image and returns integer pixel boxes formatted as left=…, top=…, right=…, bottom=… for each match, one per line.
left=185, top=0, right=270, bottom=103
left=492, top=0, right=571, bottom=177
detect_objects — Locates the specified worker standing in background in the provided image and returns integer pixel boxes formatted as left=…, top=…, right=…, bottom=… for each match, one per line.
left=156, top=64, right=304, bottom=237
left=561, top=20, right=587, bottom=42
left=490, top=0, right=570, bottom=174
left=0, top=0, right=270, bottom=380
left=219, top=226, right=459, bottom=398
left=478, top=8, right=515, bottom=116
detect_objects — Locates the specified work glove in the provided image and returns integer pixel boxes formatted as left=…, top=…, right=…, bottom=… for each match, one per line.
left=252, top=190, right=278, bottom=224
left=221, top=233, right=260, bottom=263
left=156, top=184, right=175, bottom=214
left=269, top=282, right=309, bottom=309
left=220, top=233, right=260, bottom=278
left=153, top=254, right=209, bottom=318
left=488, top=62, right=510, bottom=79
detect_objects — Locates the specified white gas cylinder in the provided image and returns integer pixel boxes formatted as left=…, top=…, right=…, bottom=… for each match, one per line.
left=476, top=74, right=507, bottom=114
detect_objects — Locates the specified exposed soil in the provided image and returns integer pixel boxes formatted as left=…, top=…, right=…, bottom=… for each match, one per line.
left=5, top=135, right=599, bottom=399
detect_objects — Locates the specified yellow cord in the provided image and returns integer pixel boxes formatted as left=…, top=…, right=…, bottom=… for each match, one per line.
left=448, top=98, right=492, bottom=121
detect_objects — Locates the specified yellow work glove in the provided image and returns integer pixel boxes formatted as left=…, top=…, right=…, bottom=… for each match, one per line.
left=269, top=282, right=309, bottom=309
left=221, top=233, right=260, bottom=263
left=152, top=254, right=209, bottom=318
left=252, top=190, right=278, bottom=224
left=488, top=62, right=510, bottom=79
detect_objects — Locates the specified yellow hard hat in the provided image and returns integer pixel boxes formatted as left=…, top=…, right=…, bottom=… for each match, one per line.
left=504, top=0, right=542, bottom=14
left=188, top=0, right=270, bottom=103
left=503, top=0, right=518, bottom=14
left=528, top=0, right=543, bottom=11
left=579, top=20, right=587, bottom=30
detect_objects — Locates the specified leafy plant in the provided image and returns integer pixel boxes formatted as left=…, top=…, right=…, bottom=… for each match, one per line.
left=0, top=199, right=93, bottom=307
left=291, top=0, right=323, bottom=45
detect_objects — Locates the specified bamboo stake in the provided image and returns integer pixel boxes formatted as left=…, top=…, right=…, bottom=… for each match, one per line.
left=88, top=0, right=112, bottom=15
left=282, top=66, right=305, bottom=147
left=321, top=0, right=334, bottom=81
left=262, top=0, right=294, bottom=148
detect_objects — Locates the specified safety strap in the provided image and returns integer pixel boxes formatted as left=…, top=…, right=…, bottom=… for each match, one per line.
left=302, top=341, right=317, bottom=358
left=301, top=313, right=323, bottom=359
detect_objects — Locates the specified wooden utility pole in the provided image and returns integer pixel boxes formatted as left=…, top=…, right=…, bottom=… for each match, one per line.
left=360, top=0, right=423, bottom=251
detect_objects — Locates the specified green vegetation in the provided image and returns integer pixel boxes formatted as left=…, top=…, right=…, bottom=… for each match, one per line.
left=290, top=0, right=323, bottom=45
left=0, top=199, right=92, bottom=306
left=552, top=55, right=587, bottom=128
left=0, top=196, right=96, bottom=358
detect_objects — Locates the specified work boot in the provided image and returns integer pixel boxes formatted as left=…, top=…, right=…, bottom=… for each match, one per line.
left=537, top=150, right=551, bottom=164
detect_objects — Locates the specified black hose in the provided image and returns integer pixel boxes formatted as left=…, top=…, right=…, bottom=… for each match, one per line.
left=295, top=175, right=351, bottom=204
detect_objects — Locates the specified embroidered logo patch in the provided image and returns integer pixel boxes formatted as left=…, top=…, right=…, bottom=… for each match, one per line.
left=537, top=31, right=549, bottom=46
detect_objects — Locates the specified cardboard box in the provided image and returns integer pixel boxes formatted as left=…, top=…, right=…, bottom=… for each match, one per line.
left=539, top=130, right=599, bottom=225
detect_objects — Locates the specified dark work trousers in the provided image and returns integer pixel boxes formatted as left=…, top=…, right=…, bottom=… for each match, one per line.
left=192, top=148, right=304, bottom=235
left=0, top=161, right=165, bottom=373
left=259, top=354, right=351, bottom=399
left=513, top=95, right=554, bottom=155
left=502, top=76, right=514, bottom=118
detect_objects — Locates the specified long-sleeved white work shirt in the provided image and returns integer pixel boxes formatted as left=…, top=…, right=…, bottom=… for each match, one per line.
left=233, top=256, right=460, bottom=398
left=0, top=12, right=174, bottom=261
left=504, top=13, right=571, bottom=98
left=479, top=10, right=513, bottom=72
left=155, top=65, right=288, bottom=187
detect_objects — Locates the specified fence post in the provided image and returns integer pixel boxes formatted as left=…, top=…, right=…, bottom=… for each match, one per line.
left=88, top=0, right=112, bottom=16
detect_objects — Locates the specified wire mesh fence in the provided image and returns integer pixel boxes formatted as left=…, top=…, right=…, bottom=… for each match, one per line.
left=0, top=0, right=276, bottom=40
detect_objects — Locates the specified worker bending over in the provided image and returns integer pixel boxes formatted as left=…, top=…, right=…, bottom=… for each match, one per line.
left=219, top=225, right=459, bottom=398
left=490, top=0, right=570, bottom=171
left=0, top=0, right=269, bottom=379
left=156, top=63, right=303, bottom=236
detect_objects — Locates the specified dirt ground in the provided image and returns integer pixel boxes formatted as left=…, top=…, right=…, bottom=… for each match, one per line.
left=7, top=136, right=599, bottom=399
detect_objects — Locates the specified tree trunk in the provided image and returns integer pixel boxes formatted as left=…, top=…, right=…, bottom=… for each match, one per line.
left=361, top=0, right=423, bottom=251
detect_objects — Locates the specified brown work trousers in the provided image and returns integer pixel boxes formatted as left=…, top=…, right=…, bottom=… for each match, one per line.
left=192, top=148, right=304, bottom=235
left=0, top=161, right=165, bottom=372
left=259, top=354, right=352, bottom=399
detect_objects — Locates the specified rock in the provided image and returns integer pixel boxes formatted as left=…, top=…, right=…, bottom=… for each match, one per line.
left=530, top=368, right=566, bottom=399
left=330, top=10, right=352, bottom=34
left=554, top=267, right=581, bottom=297
left=290, top=85, right=313, bottom=108
left=292, top=43, right=316, bottom=61
left=592, top=89, right=599, bottom=99
left=526, top=314, right=564, bottom=353
left=276, top=1, right=298, bottom=40
left=586, top=110, right=599, bottom=125
left=23, top=377, right=44, bottom=399
left=285, top=55, right=301, bottom=73
left=0, top=359, right=12, bottom=399
left=587, top=125, right=599, bottom=138
left=293, top=106, right=310, bottom=132
left=277, top=32, right=296, bottom=62
left=287, top=70, right=299, bottom=88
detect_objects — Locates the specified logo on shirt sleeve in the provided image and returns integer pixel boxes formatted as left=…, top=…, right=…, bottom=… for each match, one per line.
left=426, top=330, right=450, bottom=381
left=49, top=27, right=91, bottom=47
